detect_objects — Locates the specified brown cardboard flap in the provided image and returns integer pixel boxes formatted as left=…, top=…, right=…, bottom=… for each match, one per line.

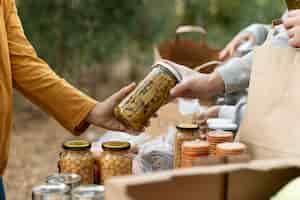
left=105, top=159, right=300, bottom=200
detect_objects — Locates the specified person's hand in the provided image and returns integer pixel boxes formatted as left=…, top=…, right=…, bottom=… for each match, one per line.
left=192, top=106, right=220, bottom=125
left=219, top=32, right=255, bottom=61
left=170, top=71, right=225, bottom=100
left=86, top=83, right=144, bottom=134
left=283, top=9, right=300, bottom=47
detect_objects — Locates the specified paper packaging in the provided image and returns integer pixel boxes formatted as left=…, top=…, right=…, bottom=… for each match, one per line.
left=238, top=29, right=300, bottom=159
left=105, top=159, right=300, bottom=200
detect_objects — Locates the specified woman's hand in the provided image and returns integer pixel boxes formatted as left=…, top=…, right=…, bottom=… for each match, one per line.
left=219, top=32, right=255, bottom=61
left=284, top=9, right=300, bottom=47
left=192, top=106, right=220, bottom=125
left=86, top=83, right=144, bottom=134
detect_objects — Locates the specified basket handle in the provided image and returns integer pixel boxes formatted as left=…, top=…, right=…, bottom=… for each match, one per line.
left=176, top=25, right=207, bottom=41
left=194, top=61, right=222, bottom=72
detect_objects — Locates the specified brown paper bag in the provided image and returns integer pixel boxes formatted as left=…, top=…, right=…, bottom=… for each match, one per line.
left=238, top=30, right=300, bottom=159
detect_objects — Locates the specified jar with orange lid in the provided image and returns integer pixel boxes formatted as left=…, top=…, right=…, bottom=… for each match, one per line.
left=181, top=140, right=210, bottom=168
left=100, top=141, right=133, bottom=183
left=207, top=131, right=234, bottom=155
left=215, top=142, right=247, bottom=156
left=59, top=139, right=94, bottom=184
left=173, top=124, right=200, bottom=168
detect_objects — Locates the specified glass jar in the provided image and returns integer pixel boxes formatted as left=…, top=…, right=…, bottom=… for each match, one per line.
left=181, top=140, right=209, bottom=168
left=32, top=183, right=70, bottom=200
left=173, top=124, right=200, bottom=168
left=100, top=141, right=133, bottom=183
left=59, top=139, right=94, bottom=184
left=114, top=61, right=182, bottom=131
left=72, top=185, right=104, bottom=200
left=286, top=0, right=300, bottom=10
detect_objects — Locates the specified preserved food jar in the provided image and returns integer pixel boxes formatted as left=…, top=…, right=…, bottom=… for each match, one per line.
left=100, top=141, right=133, bottom=183
left=32, top=183, right=70, bottom=200
left=72, top=185, right=104, bottom=200
left=286, top=0, right=300, bottom=10
left=173, top=124, right=200, bottom=168
left=59, top=139, right=94, bottom=184
left=114, top=61, right=182, bottom=131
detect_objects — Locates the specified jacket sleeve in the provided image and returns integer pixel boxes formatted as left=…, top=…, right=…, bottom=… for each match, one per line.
left=5, top=0, right=97, bottom=135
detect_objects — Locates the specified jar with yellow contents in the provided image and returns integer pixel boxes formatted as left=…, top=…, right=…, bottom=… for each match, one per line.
left=100, top=141, right=133, bottom=183
left=59, top=139, right=94, bottom=184
left=173, top=124, right=201, bottom=168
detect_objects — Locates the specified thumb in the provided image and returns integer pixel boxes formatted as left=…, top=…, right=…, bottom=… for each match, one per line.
left=107, top=82, right=136, bottom=106
left=170, top=81, right=192, bottom=98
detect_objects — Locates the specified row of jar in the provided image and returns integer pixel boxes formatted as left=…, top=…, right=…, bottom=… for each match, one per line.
left=58, top=139, right=133, bottom=185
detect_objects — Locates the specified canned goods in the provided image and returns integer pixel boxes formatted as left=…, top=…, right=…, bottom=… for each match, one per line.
left=114, top=61, right=182, bottom=131
left=72, top=185, right=104, bottom=200
left=47, top=173, right=81, bottom=190
left=32, top=183, right=70, bottom=200
left=59, top=139, right=94, bottom=184
left=173, top=124, right=200, bottom=168
left=100, top=141, right=133, bottom=183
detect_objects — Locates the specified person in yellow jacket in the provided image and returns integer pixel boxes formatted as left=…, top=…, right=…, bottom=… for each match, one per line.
left=0, top=0, right=142, bottom=198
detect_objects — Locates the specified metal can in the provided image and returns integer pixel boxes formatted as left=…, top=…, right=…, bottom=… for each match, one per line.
left=32, top=183, right=70, bottom=200
left=71, top=185, right=104, bottom=200
left=100, top=141, right=133, bottom=183
left=59, top=139, right=94, bottom=184
left=286, top=0, right=300, bottom=10
left=114, top=61, right=182, bottom=131
left=47, top=173, right=81, bottom=190
left=173, top=124, right=200, bottom=168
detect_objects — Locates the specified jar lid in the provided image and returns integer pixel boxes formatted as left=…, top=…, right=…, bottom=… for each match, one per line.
left=207, top=123, right=237, bottom=131
left=102, top=141, right=131, bottom=151
left=63, top=139, right=91, bottom=151
left=72, top=185, right=104, bottom=198
left=176, top=123, right=199, bottom=130
left=47, top=173, right=82, bottom=185
left=32, top=183, right=70, bottom=195
left=155, top=61, right=183, bottom=82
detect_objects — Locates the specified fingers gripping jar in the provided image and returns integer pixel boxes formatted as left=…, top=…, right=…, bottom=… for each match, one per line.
left=59, top=139, right=94, bottom=184
left=174, top=124, right=200, bottom=168
left=114, top=61, right=182, bottom=131
left=100, top=141, right=133, bottom=183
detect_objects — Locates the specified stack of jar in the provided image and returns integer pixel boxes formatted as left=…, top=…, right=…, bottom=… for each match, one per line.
left=207, top=131, right=234, bottom=155
left=181, top=140, right=210, bottom=168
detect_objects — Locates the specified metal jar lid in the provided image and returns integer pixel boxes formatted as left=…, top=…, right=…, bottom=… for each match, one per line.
left=32, top=183, right=70, bottom=199
left=176, top=123, right=199, bottom=131
left=63, top=139, right=91, bottom=151
left=72, top=185, right=104, bottom=200
left=47, top=173, right=82, bottom=185
left=102, top=141, right=131, bottom=151
left=155, top=61, right=182, bottom=82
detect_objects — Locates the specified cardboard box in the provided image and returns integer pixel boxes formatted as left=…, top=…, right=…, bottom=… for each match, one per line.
left=105, top=159, right=300, bottom=200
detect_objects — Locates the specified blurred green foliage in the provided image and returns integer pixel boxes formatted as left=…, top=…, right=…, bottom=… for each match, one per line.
left=16, top=0, right=286, bottom=74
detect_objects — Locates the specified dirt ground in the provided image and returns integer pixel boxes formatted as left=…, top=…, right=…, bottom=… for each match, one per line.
left=3, top=113, right=105, bottom=200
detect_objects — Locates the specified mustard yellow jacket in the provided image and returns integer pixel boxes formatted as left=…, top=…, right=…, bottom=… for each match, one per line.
left=0, top=0, right=97, bottom=175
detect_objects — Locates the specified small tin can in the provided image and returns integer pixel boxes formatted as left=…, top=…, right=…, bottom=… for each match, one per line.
left=47, top=173, right=81, bottom=190
left=32, top=183, right=70, bottom=200
left=114, top=61, right=182, bottom=131
left=71, top=185, right=104, bottom=200
left=59, top=139, right=94, bottom=184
